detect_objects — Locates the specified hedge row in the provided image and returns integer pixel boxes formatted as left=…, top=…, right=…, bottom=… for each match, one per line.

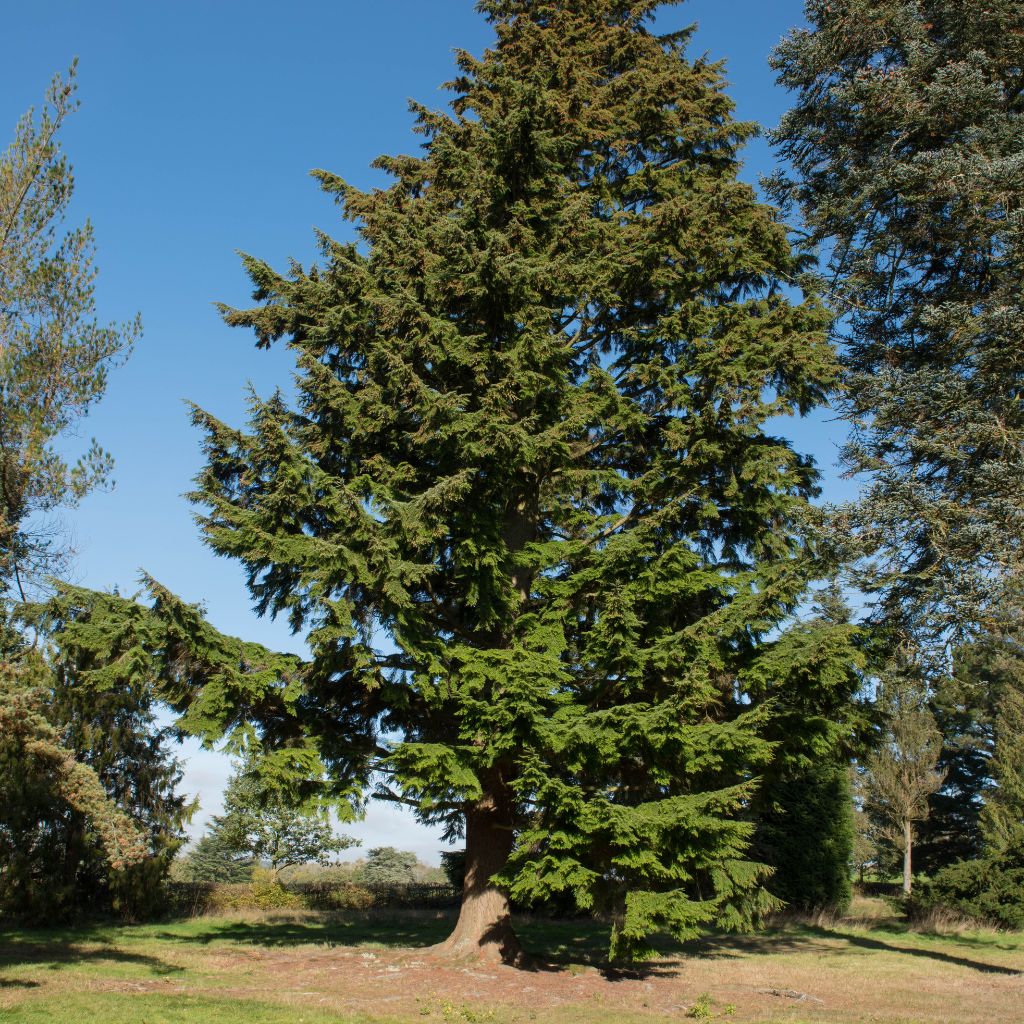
left=165, top=877, right=461, bottom=916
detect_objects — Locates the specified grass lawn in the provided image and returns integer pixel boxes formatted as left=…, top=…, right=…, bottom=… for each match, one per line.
left=1, top=899, right=1021, bottom=1023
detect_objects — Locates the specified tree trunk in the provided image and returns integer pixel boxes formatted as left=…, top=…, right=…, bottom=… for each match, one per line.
left=432, top=788, right=521, bottom=964
left=902, top=818, right=913, bottom=896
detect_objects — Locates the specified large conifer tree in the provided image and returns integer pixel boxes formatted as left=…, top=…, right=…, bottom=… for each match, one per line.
left=769, top=0, right=1024, bottom=646
left=44, top=1, right=855, bottom=961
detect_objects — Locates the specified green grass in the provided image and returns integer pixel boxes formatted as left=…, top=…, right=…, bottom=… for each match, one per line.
left=1, top=904, right=1021, bottom=1024
left=0, top=992, right=386, bottom=1023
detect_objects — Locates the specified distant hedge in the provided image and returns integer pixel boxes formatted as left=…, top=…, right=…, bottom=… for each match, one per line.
left=165, top=878, right=460, bottom=916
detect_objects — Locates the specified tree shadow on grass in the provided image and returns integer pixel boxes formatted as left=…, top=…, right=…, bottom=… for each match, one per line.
left=0, top=939, right=183, bottom=977
left=681, top=924, right=1020, bottom=977
left=151, top=911, right=456, bottom=950
left=816, top=926, right=1022, bottom=976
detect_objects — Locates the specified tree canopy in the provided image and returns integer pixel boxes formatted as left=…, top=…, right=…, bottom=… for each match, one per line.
left=40, top=0, right=861, bottom=960
left=769, top=0, right=1024, bottom=648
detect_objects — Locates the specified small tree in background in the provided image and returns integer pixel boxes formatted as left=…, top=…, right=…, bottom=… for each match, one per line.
left=863, top=665, right=945, bottom=895
left=216, top=757, right=356, bottom=879
left=353, top=847, right=419, bottom=886
left=174, top=829, right=254, bottom=884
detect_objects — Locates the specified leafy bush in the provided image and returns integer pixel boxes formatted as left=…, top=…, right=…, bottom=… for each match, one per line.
left=249, top=868, right=307, bottom=909
left=909, top=855, right=1024, bottom=929
left=319, top=883, right=375, bottom=910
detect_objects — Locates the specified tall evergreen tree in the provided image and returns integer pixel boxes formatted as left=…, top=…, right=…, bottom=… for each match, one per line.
left=752, top=586, right=866, bottom=912
left=769, top=0, right=1024, bottom=647
left=42, top=1, right=857, bottom=962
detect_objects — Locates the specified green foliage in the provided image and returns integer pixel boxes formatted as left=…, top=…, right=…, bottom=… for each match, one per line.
left=440, top=849, right=467, bottom=890
left=769, top=0, right=1024, bottom=645
left=911, top=850, right=1024, bottom=930
left=757, top=763, right=853, bottom=913
left=0, top=62, right=139, bottom=593
left=753, top=586, right=866, bottom=912
left=976, top=642, right=1024, bottom=858
left=38, top=1, right=859, bottom=958
left=216, top=756, right=356, bottom=873
left=353, top=847, right=419, bottom=886
left=248, top=868, right=307, bottom=910
left=175, top=830, right=254, bottom=884
left=861, top=663, right=945, bottom=892
left=0, top=650, right=149, bottom=920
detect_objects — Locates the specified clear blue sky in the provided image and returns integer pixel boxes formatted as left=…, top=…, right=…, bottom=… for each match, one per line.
left=3, top=0, right=845, bottom=862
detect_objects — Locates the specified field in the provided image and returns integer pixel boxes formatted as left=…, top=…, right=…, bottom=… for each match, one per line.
left=1, top=899, right=1021, bottom=1024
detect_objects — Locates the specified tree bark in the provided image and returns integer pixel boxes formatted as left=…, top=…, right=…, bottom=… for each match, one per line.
left=432, top=786, right=521, bottom=964
left=902, top=818, right=913, bottom=896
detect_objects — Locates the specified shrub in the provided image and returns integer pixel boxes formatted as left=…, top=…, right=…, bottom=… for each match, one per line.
left=909, top=856, right=1024, bottom=929
left=319, top=883, right=375, bottom=911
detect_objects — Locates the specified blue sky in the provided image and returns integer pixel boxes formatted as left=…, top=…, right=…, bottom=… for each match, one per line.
left=3, top=0, right=846, bottom=863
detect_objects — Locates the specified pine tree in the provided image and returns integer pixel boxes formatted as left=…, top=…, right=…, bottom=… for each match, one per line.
left=354, top=847, right=420, bottom=886
left=42, top=2, right=856, bottom=962
left=0, top=63, right=139, bottom=596
left=769, top=0, right=1024, bottom=647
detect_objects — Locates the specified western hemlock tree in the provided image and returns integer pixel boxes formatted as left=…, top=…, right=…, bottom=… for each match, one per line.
left=217, top=755, right=356, bottom=878
left=43, top=1, right=858, bottom=962
left=769, top=0, right=1024, bottom=648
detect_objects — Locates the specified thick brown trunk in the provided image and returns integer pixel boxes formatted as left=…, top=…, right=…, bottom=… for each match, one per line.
left=903, top=819, right=913, bottom=896
left=432, top=789, right=521, bottom=964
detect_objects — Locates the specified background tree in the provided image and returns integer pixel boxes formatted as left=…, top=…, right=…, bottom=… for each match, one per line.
left=863, top=665, right=945, bottom=894
left=216, top=755, right=355, bottom=878
left=353, top=847, right=419, bottom=887
left=915, top=641, right=1000, bottom=872
left=752, top=585, right=867, bottom=913
left=0, top=62, right=139, bottom=596
left=0, top=66, right=154, bottom=922
left=0, top=646, right=147, bottom=919
left=976, top=639, right=1024, bottom=858
left=42, top=0, right=857, bottom=963
left=173, top=828, right=254, bottom=884
left=769, top=0, right=1024, bottom=649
